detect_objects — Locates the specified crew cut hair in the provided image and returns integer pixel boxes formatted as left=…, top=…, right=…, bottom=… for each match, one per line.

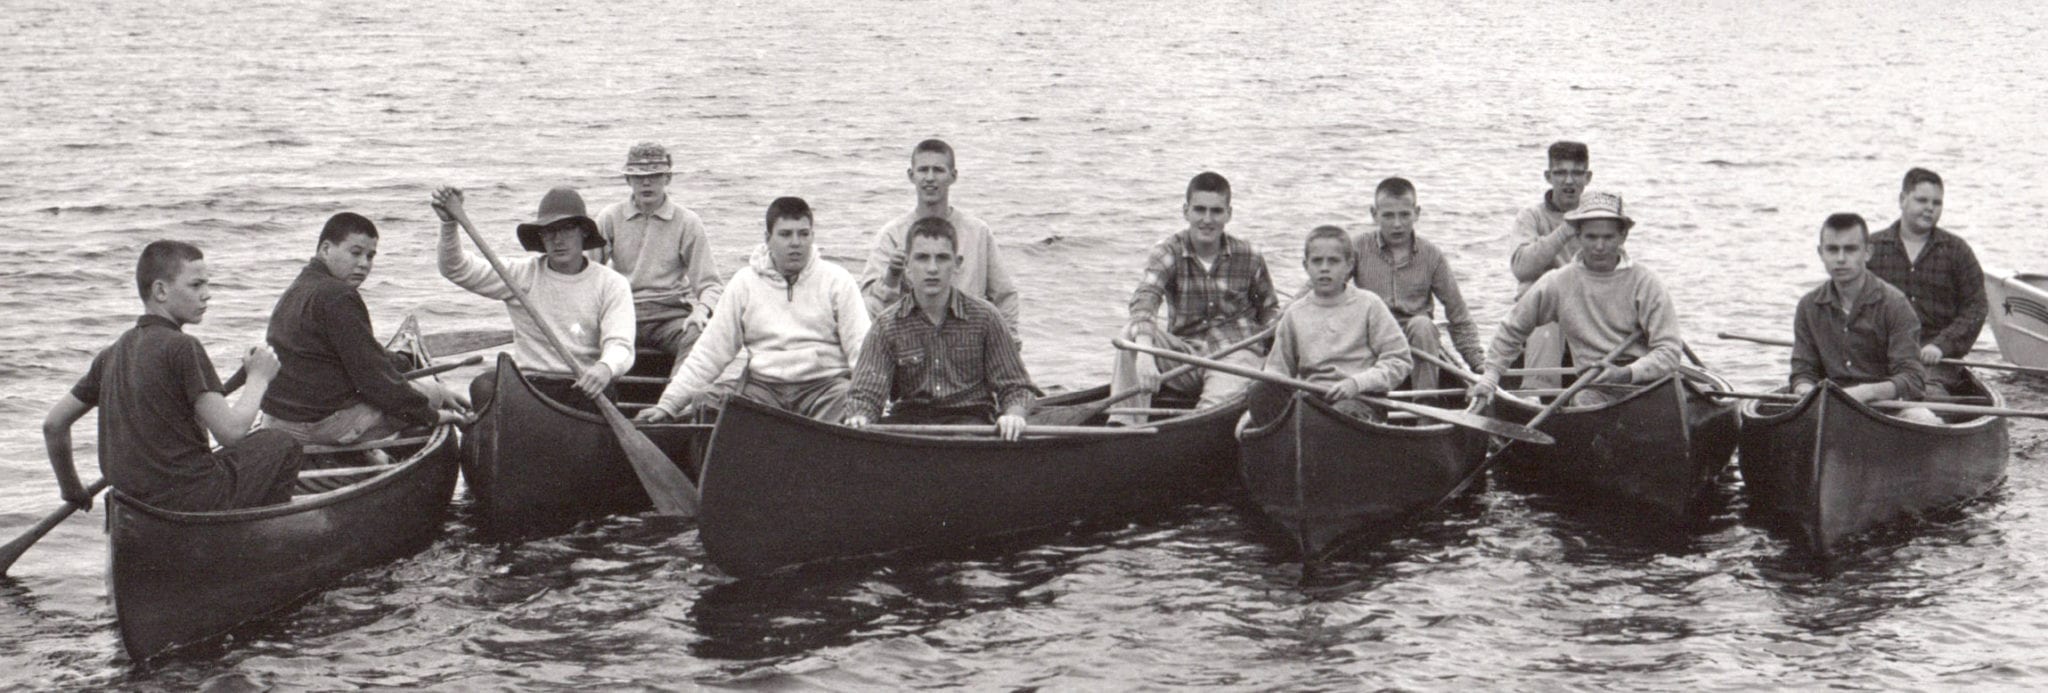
left=764, top=196, right=813, bottom=236
left=912, top=138, right=956, bottom=169
left=1303, top=224, right=1356, bottom=261
left=136, top=240, right=204, bottom=302
left=1374, top=177, right=1417, bottom=202
left=1820, top=212, right=1870, bottom=243
left=1900, top=167, right=1944, bottom=194
left=907, top=215, right=958, bottom=253
left=1547, top=141, right=1590, bottom=167
left=1186, top=171, right=1232, bottom=205
left=319, top=212, right=379, bottom=249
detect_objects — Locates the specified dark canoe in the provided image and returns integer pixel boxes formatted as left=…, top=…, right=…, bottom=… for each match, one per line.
left=1737, top=372, right=2010, bottom=555
left=697, top=385, right=1240, bottom=577
left=460, top=354, right=706, bottom=538
left=1491, top=372, right=1741, bottom=523
left=109, top=423, right=460, bottom=662
left=1236, top=391, right=1486, bottom=561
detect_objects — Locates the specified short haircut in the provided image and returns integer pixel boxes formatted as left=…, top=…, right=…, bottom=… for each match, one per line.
left=136, top=240, right=204, bottom=302
left=764, top=196, right=813, bottom=236
left=1303, top=224, right=1356, bottom=261
left=1547, top=141, right=1590, bottom=167
left=319, top=212, right=378, bottom=249
left=907, top=216, right=958, bottom=253
left=1900, top=167, right=1943, bottom=194
left=1186, top=171, right=1232, bottom=205
left=1820, top=212, right=1869, bottom=243
left=912, top=138, right=955, bottom=169
left=1373, top=177, right=1417, bottom=203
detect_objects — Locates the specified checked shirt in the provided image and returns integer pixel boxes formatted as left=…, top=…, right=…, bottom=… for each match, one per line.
left=1866, top=222, right=1987, bottom=359
left=847, top=290, right=1034, bottom=421
left=1126, top=230, right=1280, bottom=352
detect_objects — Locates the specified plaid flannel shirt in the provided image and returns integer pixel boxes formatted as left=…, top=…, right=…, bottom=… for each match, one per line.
left=1127, top=230, right=1280, bottom=352
left=846, top=290, right=1034, bottom=421
left=1866, top=222, right=1987, bottom=358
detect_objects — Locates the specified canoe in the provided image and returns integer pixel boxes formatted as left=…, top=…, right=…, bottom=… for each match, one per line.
left=1983, top=268, right=2048, bottom=369
left=1490, top=372, right=1741, bottom=523
left=1235, top=391, right=1486, bottom=561
left=1737, top=371, right=2010, bottom=555
left=697, top=385, right=1240, bottom=577
left=460, top=353, right=706, bottom=538
left=108, top=317, right=461, bottom=661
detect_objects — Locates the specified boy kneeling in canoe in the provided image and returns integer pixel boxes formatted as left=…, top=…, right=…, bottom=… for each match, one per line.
left=1248, top=225, right=1413, bottom=424
left=1790, top=213, right=1939, bottom=423
left=259, top=212, right=468, bottom=446
left=44, top=241, right=304, bottom=511
left=636, top=197, right=872, bottom=423
left=843, top=217, right=1035, bottom=441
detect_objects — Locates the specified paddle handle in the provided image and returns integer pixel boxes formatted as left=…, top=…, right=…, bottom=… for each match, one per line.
left=1097, top=325, right=1278, bottom=410
left=0, top=478, right=110, bottom=575
left=1113, top=337, right=1331, bottom=397
left=1720, top=330, right=2046, bottom=376
left=1519, top=332, right=1640, bottom=431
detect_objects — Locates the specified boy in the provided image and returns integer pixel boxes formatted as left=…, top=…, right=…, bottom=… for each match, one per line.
left=1252, top=225, right=1412, bottom=423
left=591, top=142, right=724, bottom=355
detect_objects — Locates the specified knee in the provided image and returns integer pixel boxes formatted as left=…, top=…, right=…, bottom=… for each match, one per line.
left=1404, top=317, right=1440, bottom=344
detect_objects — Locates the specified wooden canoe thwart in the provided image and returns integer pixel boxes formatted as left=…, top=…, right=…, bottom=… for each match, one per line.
left=460, top=354, right=706, bottom=538
left=110, top=317, right=461, bottom=662
left=1490, top=373, right=1741, bottom=523
left=1737, top=372, right=2010, bottom=555
left=1236, top=391, right=1486, bottom=562
left=697, top=386, right=1240, bottom=577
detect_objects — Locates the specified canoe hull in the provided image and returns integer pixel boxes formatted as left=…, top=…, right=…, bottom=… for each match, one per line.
left=1738, top=374, right=2009, bottom=555
left=461, top=354, right=704, bottom=538
left=109, top=425, right=461, bottom=662
left=1236, top=393, right=1485, bottom=560
left=1493, top=374, right=1740, bottom=523
left=698, top=386, right=1238, bottom=577
left=1984, top=268, right=2048, bottom=369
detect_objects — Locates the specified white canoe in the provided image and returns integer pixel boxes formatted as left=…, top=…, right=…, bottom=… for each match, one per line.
left=1984, top=267, right=2048, bottom=369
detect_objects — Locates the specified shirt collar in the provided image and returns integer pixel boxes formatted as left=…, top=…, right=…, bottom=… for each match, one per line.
left=136, top=314, right=182, bottom=331
left=894, top=288, right=969, bottom=320
left=1873, top=221, right=1952, bottom=246
left=1370, top=231, right=1419, bottom=256
left=628, top=197, right=678, bottom=221
left=1814, top=273, right=1886, bottom=307
left=303, top=257, right=337, bottom=280
left=1543, top=190, right=1566, bottom=213
left=1175, top=230, right=1236, bottom=259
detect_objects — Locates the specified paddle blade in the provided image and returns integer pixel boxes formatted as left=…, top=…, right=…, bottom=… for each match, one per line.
left=1375, top=398, right=1555, bottom=445
left=598, top=401, right=700, bottom=517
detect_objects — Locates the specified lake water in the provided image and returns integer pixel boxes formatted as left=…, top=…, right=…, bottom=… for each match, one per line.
left=4, top=0, right=2047, bottom=688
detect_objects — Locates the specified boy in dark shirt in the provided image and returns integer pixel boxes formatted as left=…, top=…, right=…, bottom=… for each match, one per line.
left=43, top=241, right=303, bottom=511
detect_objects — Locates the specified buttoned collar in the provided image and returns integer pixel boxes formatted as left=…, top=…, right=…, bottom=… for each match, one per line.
left=627, top=197, right=679, bottom=222
left=895, top=287, right=969, bottom=321
left=1873, top=221, right=1956, bottom=248
left=1813, top=273, right=1887, bottom=308
left=1174, top=230, right=1237, bottom=260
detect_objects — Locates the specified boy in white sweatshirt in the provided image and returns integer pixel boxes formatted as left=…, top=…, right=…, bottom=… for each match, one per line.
left=1251, top=225, right=1413, bottom=423
left=636, top=197, right=871, bottom=422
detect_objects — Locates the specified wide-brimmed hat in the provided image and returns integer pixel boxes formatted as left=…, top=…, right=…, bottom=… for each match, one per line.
left=515, top=186, right=605, bottom=252
left=1563, top=190, right=1635, bottom=231
left=621, top=142, right=673, bottom=176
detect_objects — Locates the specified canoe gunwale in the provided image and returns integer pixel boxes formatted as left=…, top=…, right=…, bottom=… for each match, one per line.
left=107, top=424, right=458, bottom=525
left=1238, top=390, right=1456, bottom=441
left=1737, top=378, right=2007, bottom=434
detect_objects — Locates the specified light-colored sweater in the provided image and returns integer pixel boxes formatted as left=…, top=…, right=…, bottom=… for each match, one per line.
left=591, top=197, right=723, bottom=321
left=1264, top=286, right=1413, bottom=394
left=1508, top=193, right=1575, bottom=298
left=1484, top=257, right=1684, bottom=384
left=652, top=245, right=871, bottom=417
left=439, top=223, right=636, bottom=378
left=857, top=206, right=1020, bottom=335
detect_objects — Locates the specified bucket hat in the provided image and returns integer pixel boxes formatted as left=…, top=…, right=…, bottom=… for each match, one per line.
left=515, top=186, right=605, bottom=252
left=622, top=142, right=673, bottom=176
left=1562, top=191, right=1635, bottom=231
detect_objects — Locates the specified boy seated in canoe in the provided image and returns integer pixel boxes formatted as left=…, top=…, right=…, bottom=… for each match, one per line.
left=1791, top=213, right=1939, bottom=423
left=635, top=197, right=872, bottom=423
left=43, top=241, right=304, bottom=512
left=843, top=217, right=1035, bottom=441
left=857, top=138, right=1021, bottom=341
left=1507, top=140, right=1593, bottom=389
left=1110, top=171, right=1281, bottom=425
left=1351, top=177, right=1485, bottom=390
left=434, top=186, right=636, bottom=414
left=591, top=142, right=724, bottom=356
left=1866, top=167, right=1987, bottom=398
left=1468, top=191, right=1686, bottom=408
left=259, top=212, right=468, bottom=446
left=1249, top=225, right=1413, bottom=424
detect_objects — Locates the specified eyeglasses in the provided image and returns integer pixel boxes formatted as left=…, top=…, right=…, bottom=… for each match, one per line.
left=1547, top=169, right=1591, bottom=180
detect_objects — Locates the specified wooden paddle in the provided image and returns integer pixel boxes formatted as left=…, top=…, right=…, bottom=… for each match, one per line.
left=0, top=478, right=110, bottom=576
left=864, top=424, right=1158, bottom=437
left=447, top=208, right=698, bottom=517
left=1706, top=390, right=2042, bottom=419
left=222, top=352, right=484, bottom=394
left=422, top=328, right=516, bottom=356
left=1413, top=332, right=1638, bottom=446
left=1034, top=326, right=1277, bottom=426
left=1719, top=331, right=2048, bottom=377
left=1112, top=338, right=1553, bottom=444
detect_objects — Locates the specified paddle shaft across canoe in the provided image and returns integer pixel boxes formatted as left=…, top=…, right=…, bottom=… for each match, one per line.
left=1737, top=373, right=2009, bottom=555
left=1719, top=330, right=2048, bottom=376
